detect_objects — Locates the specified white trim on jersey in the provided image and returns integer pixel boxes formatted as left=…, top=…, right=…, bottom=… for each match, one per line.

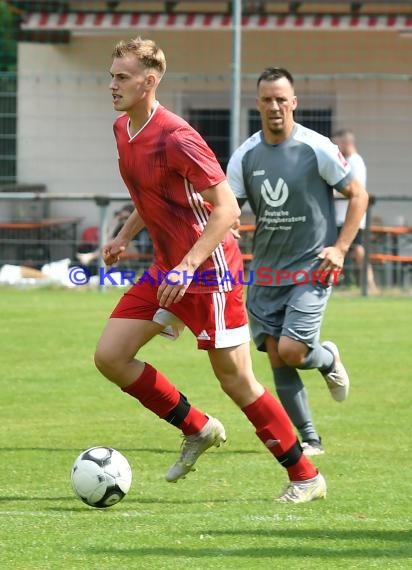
left=227, top=131, right=261, bottom=200
left=293, top=124, right=352, bottom=188
left=212, top=291, right=226, bottom=332
left=228, top=125, right=352, bottom=197
left=211, top=247, right=231, bottom=293
left=183, top=179, right=231, bottom=293
left=127, top=101, right=160, bottom=142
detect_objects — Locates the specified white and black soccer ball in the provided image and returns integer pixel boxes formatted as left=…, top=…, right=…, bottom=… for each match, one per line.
left=71, top=446, right=132, bottom=508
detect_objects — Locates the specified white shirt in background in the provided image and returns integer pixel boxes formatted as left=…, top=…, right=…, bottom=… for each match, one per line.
left=335, top=152, right=367, bottom=229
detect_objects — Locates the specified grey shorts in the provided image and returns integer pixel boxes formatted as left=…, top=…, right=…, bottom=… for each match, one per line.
left=246, top=282, right=332, bottom=352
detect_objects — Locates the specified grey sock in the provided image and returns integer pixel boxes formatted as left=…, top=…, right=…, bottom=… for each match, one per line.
left=297, top=343, right=334, bottom=373
left=272, top=366, right=319, bottom=443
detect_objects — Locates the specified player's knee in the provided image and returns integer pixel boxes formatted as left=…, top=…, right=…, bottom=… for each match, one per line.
left=94, top=347, right=109, bottom=376
left=277, top=342, right=306, bottom=368
left=216, top=371, right=261, bottom=406
left=94, top=345, right=121, bottom=380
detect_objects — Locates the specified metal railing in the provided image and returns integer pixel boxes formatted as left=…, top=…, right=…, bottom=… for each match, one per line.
left=1, top=191, right=411, bottom=294
left=0, top=192, right=146, bottom=275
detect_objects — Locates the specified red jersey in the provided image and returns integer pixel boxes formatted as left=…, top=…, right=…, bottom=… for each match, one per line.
left=113, top=104, right=243, bottom=293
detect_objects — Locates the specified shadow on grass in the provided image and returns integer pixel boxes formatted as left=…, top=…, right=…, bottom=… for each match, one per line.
left=0, top=496, right=73, bottom=502
left=45, top=496, right=240, bottom=511
left=0, top=495, right=243, bottom=508
left=87, top=530, right=412, bottom=560
left=202, top=527, right=412, bottom=544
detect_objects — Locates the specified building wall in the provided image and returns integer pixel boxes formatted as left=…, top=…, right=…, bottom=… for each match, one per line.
left=17, top=28, right=412, bottom=225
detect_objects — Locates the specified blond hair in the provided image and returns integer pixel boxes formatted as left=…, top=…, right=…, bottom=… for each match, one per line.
left=112, top=37, right=166, bottom=80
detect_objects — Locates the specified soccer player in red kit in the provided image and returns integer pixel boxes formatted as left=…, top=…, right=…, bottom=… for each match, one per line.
left=94, top=37, right=326, bottom=503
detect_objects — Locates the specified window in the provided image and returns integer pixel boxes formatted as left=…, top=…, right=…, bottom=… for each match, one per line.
left=0, top=75, right=17, bottom=184
left=294, top=109, right=332, bottom=138
left=187, top=109, right=230, bottom=171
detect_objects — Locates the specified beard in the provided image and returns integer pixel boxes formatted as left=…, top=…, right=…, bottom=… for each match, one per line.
left=267, top=123, right=284, bottom=135
left=265, top=114, right=284, bottom=133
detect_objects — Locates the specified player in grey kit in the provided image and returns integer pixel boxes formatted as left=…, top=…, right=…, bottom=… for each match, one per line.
left=227, top=67, right=369, bottom=455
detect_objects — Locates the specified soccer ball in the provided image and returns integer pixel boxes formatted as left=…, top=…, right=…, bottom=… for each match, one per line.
left=71, top=446, right=132, bottom=508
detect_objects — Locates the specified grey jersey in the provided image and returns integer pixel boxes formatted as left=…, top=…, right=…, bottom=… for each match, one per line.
left=227, top=123, right=353, bottom=285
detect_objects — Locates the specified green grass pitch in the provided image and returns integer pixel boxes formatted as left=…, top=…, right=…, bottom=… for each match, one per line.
left=1, top=287, right=411, bottom=569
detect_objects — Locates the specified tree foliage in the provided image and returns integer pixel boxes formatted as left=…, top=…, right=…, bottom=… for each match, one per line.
left=0, top=1, right=18, bottom=72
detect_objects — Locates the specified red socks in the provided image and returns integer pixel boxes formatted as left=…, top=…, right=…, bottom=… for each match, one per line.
left=242, top=389, right=317, bottom=481
left=122, top=363, right=208, bottom=436
left=123, top=368, right=316, bottom=481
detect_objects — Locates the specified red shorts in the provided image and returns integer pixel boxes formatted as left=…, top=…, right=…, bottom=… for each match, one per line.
left=111, top=280, right=250, bottom=350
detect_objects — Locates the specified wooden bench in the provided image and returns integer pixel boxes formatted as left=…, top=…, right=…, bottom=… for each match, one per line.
left=369, top=253, right=412, bottom=264
left=369, top=253, right=412, bottom=288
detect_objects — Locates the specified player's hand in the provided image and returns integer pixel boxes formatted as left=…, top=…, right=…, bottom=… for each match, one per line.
left=317, top=246, right=345, bottom=284
left=157, top=262, right=195, bottom=308
left=102, top=240, right=127, bottom=266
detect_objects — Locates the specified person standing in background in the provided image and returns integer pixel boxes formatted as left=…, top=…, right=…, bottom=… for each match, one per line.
left=333, top=129, right=378, bottom=294
left=76, top=203, right=140, bottom=267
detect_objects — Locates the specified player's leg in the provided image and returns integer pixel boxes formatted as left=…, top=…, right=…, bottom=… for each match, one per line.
left=350, top=229, right=365, bottom=286
left=175, top=284, right=325, bottom=503
left=94, top=283, right=217, bottom=477
left=277, top=282, right=349, bottom=402
left=265, top=336, right=322, bottom=455
left=208, top=342, right=326, bottom=503
left=247, top=284, right=322, bottom=455
left=95, top=316, right=162, bottom=387
left=353, top=240, right=379, bottom=294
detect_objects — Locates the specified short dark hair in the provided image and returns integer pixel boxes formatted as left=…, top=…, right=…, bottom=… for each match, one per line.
left=257, top=67, right=294, bottom=88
